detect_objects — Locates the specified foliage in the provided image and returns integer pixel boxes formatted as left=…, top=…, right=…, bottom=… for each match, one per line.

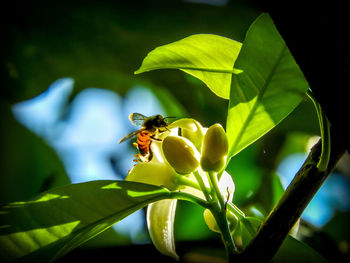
left=1, top=7, right=345, bottom=263
left=0, top=181, right=171, bottom=261
left=226, top=14, right=309, bottom=158
left=135, top=34, right=242, bottom=99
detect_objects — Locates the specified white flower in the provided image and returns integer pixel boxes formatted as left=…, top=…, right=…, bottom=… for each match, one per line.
left=125, top=118, right=234, bottom=259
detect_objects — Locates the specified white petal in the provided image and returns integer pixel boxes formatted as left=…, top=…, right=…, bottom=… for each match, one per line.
left=218, top=171, right=235, bottom=202
left=126, top=162, right=177, bottom=190
left=147, top=200, right=179, bottom=260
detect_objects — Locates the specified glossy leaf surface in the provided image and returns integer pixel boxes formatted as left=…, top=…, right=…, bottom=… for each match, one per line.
left=135, top=34, right=242, bottom=99
left=0, top=180, right=170, bottom=262
left=226, top=13, right=309, bottom=158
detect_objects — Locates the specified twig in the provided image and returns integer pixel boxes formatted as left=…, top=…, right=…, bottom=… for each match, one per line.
left=230, top=127, right=346, bottom=262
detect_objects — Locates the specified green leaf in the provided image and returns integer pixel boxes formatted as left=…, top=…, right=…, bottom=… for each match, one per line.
left=147, top=199, right=178, bottom=260
left=135, top=34, right=242, bottom=99
left=273, top=235, right=328, bottom=263
left=226, top=13, right=309, bottom=158
left=0, top=180, right=171, bottom=262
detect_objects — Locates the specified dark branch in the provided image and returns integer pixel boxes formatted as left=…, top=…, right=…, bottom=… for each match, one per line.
left=230, top=128, right=346, bottom=262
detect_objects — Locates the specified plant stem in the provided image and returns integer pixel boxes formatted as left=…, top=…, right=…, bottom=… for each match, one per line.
left=179, top=170, right=239, bottom=255
left=193, top=170, right=211, bottom=201
left=227, top=202, right=246, bottom=220
left=307, top=89, right=331, bottom=172
left=208, top=171, right=225, bottom=209
left=169, top=191, right=209, bottom=209
left=207, top=171, right=238, bottom=255
left=316, top=104, right=331, bottom=171
left=211, top=204, right=238, bottom=255
left=175, top=175, right=201, bottom=190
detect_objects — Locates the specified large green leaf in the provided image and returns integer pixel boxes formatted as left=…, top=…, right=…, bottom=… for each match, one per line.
left=226, top=13, right=309, bottom=158
left=135, top=34, right=242, bottom=99
left=0, top=180, right=171, bottom=262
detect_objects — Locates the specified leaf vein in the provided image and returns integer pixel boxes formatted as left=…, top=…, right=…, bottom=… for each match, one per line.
left=229, top=45, right=287, bottom=156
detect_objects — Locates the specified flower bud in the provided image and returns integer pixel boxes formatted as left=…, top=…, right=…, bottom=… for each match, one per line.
left=200, top=124, right=229, bottom=172
left=181, top=120, right=204, bottom=151
left=162, top=136, right=200, bottom=175
left=203, top=209, right=220, bottom=233
left=203, top=209, right=238, bottom=233
left=168, top=118, right=204, bottom=151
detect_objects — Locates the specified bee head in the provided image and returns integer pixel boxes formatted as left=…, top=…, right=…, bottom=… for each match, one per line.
left=154, top=114, right=167, bottom=128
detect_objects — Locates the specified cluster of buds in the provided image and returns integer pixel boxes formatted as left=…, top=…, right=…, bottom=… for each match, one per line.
left=125, top=118, right=205, bottom=190
left=162, top=121, right=238, bottom=234
left=163, top=120, right=229, bottom=175
left=125, top=118, right=236, bottom=242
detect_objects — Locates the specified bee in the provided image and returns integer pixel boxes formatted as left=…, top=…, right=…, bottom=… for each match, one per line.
left=119, top=113, right=173, bottom=162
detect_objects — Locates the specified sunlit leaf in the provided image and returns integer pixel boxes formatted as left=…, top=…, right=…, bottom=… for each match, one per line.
left=135, top=34, right=242, bottom=99
left=147, top=199, right=178, bottom=260
left=0, top=180, right=170, bottom=262
left=226, top=13, right=309, bottom=158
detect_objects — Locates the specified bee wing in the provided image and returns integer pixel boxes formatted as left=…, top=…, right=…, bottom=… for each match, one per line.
left=129, top=113, right=147, bottom=126
left=119, top=131, right=139, bottom=143
left=118, top=129, right=141, bottom=143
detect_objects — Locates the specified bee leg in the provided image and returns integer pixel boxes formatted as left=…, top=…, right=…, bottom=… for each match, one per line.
left=150, top=135, right=162, bottom=141
left=133, top=154, right=142, bottom=163
left=145, top=147, right=153, bottom=162
left=133, top=142, right=138, bottom=148
left=158, top=127, right=170, bottom=133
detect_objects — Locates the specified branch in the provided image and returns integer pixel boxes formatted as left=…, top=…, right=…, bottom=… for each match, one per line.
left=230, top=127, right=346, bottom=262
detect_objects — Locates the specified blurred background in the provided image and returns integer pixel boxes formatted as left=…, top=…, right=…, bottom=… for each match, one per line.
left=1, top=0, right=349, bottom=262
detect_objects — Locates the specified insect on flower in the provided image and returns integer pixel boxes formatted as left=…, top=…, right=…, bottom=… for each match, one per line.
left=119, top=113, right=174, bottom=162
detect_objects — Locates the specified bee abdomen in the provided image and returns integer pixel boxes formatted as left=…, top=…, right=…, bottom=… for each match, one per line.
left=137, top=131, right=152, bottom=156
